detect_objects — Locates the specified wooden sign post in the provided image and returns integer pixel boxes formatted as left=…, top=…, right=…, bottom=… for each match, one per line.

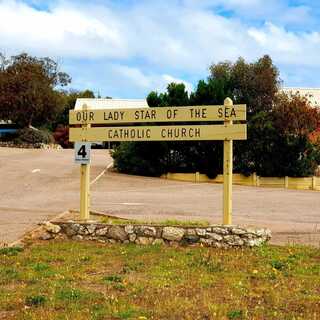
left=78, top=105, right=91, bottom=220
left=223, top=98, right=233, bottom=225
left=70, top=98, right=247, bottom=224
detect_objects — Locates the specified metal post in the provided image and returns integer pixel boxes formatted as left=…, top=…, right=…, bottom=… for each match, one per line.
left=223, top=97, right=233, bottom=225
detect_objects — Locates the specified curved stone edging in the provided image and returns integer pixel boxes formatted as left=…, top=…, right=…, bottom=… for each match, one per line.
left=42, top=221, right=271, bottom=248
left=0, top=142, right=62, bottom=149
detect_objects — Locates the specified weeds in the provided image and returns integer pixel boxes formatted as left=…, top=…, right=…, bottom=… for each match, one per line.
left=0, top=241, right=319, bottom=319
left=100, top=216, right=209, bottom=227
left=0, top=246, right=23, bottom=256
left=25, top=295, right=46, bottom=307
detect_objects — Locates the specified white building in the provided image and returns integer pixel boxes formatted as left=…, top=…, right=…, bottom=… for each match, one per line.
left=282, top=88, right=320, bottom=107
left=75, top=98, right=148, bottom=110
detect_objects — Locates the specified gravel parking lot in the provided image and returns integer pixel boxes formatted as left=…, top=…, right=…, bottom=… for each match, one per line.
left=1, top=147, right=319, bottom=246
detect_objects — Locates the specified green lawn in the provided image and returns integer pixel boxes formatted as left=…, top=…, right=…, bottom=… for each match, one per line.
left=0, top=241, right=319, bottom=320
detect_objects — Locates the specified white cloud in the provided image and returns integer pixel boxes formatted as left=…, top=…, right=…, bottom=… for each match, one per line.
left=107, top=65, right=194, bottom=96
left=161, top=75, right=193, bottom=93
left=1, top=0, right=320, bottom=96
left=0, top=0, right=128, bottom=58
left=247, top=23, right=320, bottom=66
left=1, top=0, right=319, bottom=69
left=65, top=61, right=193, bottom=98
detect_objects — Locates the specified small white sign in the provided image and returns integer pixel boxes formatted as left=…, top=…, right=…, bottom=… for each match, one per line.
left=75, top=142, right=91, bottom=164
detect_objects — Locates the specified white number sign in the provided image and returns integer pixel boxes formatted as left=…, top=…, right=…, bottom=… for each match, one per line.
left=74, top=142, right=91, bottom=164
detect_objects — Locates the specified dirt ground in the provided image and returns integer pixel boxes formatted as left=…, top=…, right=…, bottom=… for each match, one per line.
left=1, top=147, right=319, bottom=246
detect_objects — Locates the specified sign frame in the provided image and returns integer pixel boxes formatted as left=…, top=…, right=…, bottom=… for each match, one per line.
left=70, top=97, right=247, bottom=225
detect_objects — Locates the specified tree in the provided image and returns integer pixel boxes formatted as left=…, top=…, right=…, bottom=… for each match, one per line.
left=113, top=55, right=320, bottom=178
left=235, top=93, right=320, bottom=177
left=52, top=89, right=97, bottom=148
left=0, top=52, right=71, bottom=128
left=273, top=92, right=319, bottom=136
left=209, top=55, right=280, bottom=115
left=147, top=83, right=189, bottom=107
left=147, top=91, right=163, bottom=108
left=55, top=89, right=95, bottom=127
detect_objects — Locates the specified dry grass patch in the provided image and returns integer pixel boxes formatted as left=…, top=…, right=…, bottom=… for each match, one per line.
left=0, top=241, right=319, bottom=319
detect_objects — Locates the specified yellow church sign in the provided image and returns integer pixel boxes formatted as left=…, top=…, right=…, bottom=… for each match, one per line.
left=69, top=104, right=246, bottom=125
left=69, top=98, right=247, bottom=226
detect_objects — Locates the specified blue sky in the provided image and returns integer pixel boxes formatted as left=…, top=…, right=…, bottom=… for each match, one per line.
left=1, top=0, right=320, bottom=98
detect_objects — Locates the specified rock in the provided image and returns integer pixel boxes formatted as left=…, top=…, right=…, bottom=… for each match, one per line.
left=245, top=228, right=257, bottom=234
left=206, top=233, right=223, bottom=241
left=54, top=233, right=66, bottom=240
left=72, top=235, right=83, bottom=241
left=231, top=228, right=246, bottom=235
left=64, top=223, right=80, bottom=237
left=86, top=224, right=97, bottom=234
left=242, top=233, right=255, bottom=240
left=39, top=232, right=52, bottom=240
left=224, top=235, right=244, bottom=246
left=78, top=225, right=89, bottom=235
left=245, top=238, right=264, bottom=247
left=200, top=238, right=214, bottom=246
left=153, top=238, right=165, bottom=245
left=185, top=229, right=196, bottom=236
left=195, top=228, right=206, bottom=236
left=43, top=222, right=61, bottom=234
left=124, top=225, right=134, bottom=234
left=95, top=227, right=109, bottom=236
left=135, top=226, right=157, bottom=237
left=211, top=227, right=229, bottom=235
left=108, top=226, right=128, bottom=241
left=211, top=242, right=222, bottom=248
left=162, top=227, right=185, bottom=241
left=256, top=228, right=272, bottom=239
left=135, top=237, right=153, bottom=245
left=129, top=234, right=137, bottom=242
left=182, top=234, right=200, bottom=244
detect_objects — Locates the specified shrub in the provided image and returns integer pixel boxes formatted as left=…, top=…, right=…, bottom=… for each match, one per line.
left=112, top=142, right=169, bottom=177
left=14, top=128, right=54, bottom=145
left=112, top=55, right=320, bottom=178
left=0, top=246, right=23, bottom=256
left=25, top=295, right=46, bottom=307
left=227, top=310, right=243, bottom=319
left=53, top=125, right=72, bottom=148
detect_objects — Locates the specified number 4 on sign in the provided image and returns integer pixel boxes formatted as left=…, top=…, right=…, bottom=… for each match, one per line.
left=75, top=142, right=91, bottom=164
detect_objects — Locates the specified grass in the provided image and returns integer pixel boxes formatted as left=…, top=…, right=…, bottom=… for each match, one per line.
left=0, top=241, right=319, bottom=319
left=100, top=216, right=210, bottom=227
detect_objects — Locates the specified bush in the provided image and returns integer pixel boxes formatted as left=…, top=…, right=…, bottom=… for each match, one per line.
left=25, top=295, right=46, bottom=307
left=14, top=128, right=54, bottom=145
left=112, top=55, right=320, bottom=178
left=53, top=125, right=72, bottom=148
left=112, top=142, right=169, bottom=177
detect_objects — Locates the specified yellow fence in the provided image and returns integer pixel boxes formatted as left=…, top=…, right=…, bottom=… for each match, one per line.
left=161, top=172, right=320, bottom=191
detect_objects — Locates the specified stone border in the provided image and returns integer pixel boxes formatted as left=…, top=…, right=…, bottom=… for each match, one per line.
left=42, top=221, right=271, bottom=248
left=0, top=142, right=62, bottom=149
